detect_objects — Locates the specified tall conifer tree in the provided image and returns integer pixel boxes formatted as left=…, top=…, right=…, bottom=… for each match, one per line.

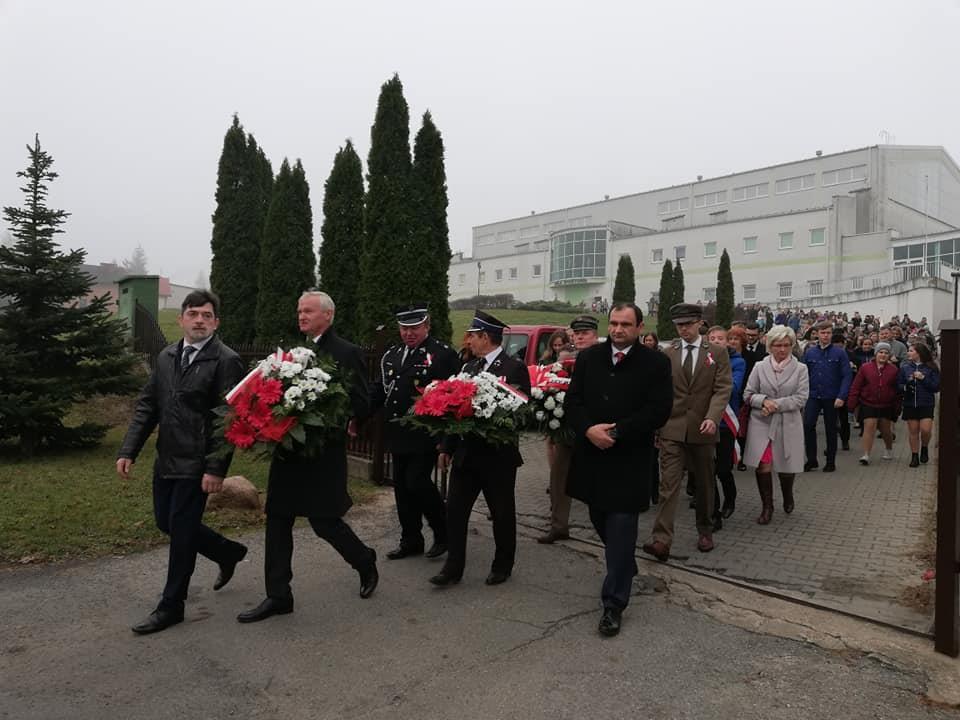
left=612, top=254, right=636, bottom=303
left=357, top=74, right=416, bottom=343
left=716, top=249, right=735, bottom=328
left=319, top=141, right=364, bottom=341
left=0, top=136, right=139, bottom=454
left=673, top=258, right=685, bottom=304
left=255, top=159, right=316, bottom=345
left=656, top=259, right=676, bottom=340
left=411, top=111, right=452, bottom=342
left=210, top=115, right=272, bottom=345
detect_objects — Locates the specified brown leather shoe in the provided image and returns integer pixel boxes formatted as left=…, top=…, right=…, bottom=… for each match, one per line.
left=642, top=540, right=670, bottom=562
left=536, top=529, right=570, bottom=544
left=697, top=534, right=715, bottom=553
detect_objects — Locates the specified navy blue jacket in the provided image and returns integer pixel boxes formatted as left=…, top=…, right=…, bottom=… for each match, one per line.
left=802, top=342, right=853, bottom=401
left=897, top=362, right=940, bottom=408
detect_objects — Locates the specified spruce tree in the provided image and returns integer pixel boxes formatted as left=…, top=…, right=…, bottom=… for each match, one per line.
left=716, top=248, right=735, bottom=328
left=611, top=254, right=636, bottom=303
left=210, top=115, right=272, bottom=346
left=411, top=111, right=452, bottom=342
left=319, top=141, right=364, bottom=342
left=656, top=259, right=676, bottom=340
left=255, top=159, right=316, bottom=345
left=122, top=244, right=148, bottom=274
left=0, top=135, right=139, bottom=455
left=673, top=258, right=685, bottom=304
left=357, top=74, right=417, bottom=343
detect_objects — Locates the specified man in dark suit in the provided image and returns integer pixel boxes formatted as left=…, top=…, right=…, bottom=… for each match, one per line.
left=566, top=303, right=673, bottom=637
left=430, top=310, right=532, bottom=587
left=372, top=303, right=460, bottom=560
left=117, top=290, right=247, bottom=635
left=742, top=322, right=768, bottom=380
left=237, top=290, right=378, bottom=623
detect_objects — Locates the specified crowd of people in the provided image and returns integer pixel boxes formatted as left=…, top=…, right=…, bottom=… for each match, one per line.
left=116, top=288, right=942, bottom=640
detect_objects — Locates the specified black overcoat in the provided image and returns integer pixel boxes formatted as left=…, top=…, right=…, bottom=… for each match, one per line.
left=372, top=335, right=460, bottom=454
left=565, top=340, right=673, bottom=512
left=265, top=330, right=371, bottom=518
left=440, top=350, right=532, bottom=469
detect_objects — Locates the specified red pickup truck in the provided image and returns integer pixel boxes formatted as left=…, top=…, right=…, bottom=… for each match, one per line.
left=500, top=325, right=566, bottom=366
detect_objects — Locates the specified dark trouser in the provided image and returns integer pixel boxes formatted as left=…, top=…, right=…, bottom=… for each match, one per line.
left=264, top=513, right=375, bottom=601
left=442, top=462, right=517, bottom=578
left=153, top=474, right=243, bottom=613
left=650, top=447, right=660, bottom=504
left=393, top=451, right=446, bottom=548
left=548, top=442, right=573, bottom=532
left=588, top=507, right=639, bottom=611
left=837, top=402, right=850, bottom=447
left=804, top=398, right=838, bottom=464
left=713, top=426, right=736, bottom=511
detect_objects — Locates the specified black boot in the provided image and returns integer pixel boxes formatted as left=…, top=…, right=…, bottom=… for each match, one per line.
left=920, top=446, right=929, bottom=464
left=779, top=473, right=795, bottom=514
left=756, top=472, right=774, bottom=525
left=909, top=453, right=920, bottom=468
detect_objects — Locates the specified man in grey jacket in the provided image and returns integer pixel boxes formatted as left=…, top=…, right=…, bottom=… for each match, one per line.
left=117, top=290, right=247, bottom=635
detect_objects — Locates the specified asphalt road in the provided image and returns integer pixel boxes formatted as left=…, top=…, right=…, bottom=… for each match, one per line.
left=1, top=500, right=956, bottom=720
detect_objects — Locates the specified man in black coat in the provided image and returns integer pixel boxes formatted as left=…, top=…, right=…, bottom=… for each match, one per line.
left=237, top=290, right=378, bottom=623
left=566, top=303, right=673, bottom=636
left=372, top=303, right=460, bottom=560
left=430, top=310, right=532, bottom=587
left=117, top=290, right=247, bottom=635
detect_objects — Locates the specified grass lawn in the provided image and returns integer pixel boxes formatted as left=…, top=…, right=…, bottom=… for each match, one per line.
left=0, top=396, right=379, bottom=565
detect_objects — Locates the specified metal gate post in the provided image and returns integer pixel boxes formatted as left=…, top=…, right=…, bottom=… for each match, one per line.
left=935, top=320, right=960, bottom=656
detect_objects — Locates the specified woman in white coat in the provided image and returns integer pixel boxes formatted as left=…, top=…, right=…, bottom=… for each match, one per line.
left=743, top=325, right=810, bottom=524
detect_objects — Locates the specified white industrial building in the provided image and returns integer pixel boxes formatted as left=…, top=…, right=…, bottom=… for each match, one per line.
left=448, top=145, right=960, bottom=322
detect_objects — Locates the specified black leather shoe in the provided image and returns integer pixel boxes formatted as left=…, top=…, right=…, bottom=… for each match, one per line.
left=737, top=462, right=747, bottom=472
left=386, top=545, right=423, bottom=560
left=214, top=544, right=248, bottom=591
left=237, top=597, right=294, bottom=623
left=598, top=607, right=622, bottom=637
left=359, top=557, right=379, bottom=599
left=804, top=460, right=819, bottom=472
left=822, top=463, right=836, bottom=472
left=132, top=608, right=183, bottom=635
left=485, top=570, right=511, bottom=585
left=721, top=500, right=736, bottom=519
left=712, top=514, right=723, bottom=533
left=429, top=571, right=461, bottom=586
left=424, top=541, right=448, bottom=558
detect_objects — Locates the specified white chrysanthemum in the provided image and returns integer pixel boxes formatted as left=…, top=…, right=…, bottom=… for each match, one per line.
left=548, top=419, right=561, bottom=430
left=553, top=407, right=564, bottom=418
left=531, top=387, right=544, bottom=399
left=290, top=347, right=316, bottom=365
left=556, top=392, right=565, bottom=402
left=279, top=361, right=304, bottom=378
left=543, top=396, right=556, bottom=411
left=284, top=386, right=304, bottom=404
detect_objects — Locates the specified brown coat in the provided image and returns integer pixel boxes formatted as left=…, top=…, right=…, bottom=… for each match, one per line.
left=659, top=339, right=733, bottom=445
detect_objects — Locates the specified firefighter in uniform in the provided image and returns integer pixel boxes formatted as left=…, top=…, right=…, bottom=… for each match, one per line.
left=372, top=303, right=460, bottom=560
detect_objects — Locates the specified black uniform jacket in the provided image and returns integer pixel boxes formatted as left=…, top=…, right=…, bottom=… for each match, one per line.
left=440, top=349, right=532, bottom=470
left=265, top=330, right=371, bottom=518
left=565, top=339, right=673, bottom=513
left=372, top=335, right=460, bottom=454
left=118, top=336, right=244, bottom=479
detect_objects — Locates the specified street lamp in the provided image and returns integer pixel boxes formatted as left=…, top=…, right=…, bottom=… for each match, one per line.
left=477, top=261, right=482, bottom=304
left=952, top=271, right=960, bottom=320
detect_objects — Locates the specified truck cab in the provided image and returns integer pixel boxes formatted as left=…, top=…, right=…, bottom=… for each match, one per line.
left=501, top=325, right=566, bottom=366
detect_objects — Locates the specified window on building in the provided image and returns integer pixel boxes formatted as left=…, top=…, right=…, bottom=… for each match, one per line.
left=532, top=264, right=542, bottom=277
left=519, top=225, right=540, bottom=239
left=476, top=234, right=495, bottom=246
left=704, top=241, right=717, bottom=258
left=732, top=182, right=769, bottom=202
left=661, top=215, right=684, bottom=231
left=779, top=232, right=794, bottom=250
left=774, top=174, right=815, bottom=194
left=495, top=269, right=503, bottom=281
left=544, top=220, right=565, bottom=234
left=674, top=245, right=686, bottom=260
left=779, top=282, right=793, bottom=299
left=743, top=236, right=758, bottom=254
left=709, top=210, right=727, bottom=224
left=458, top=273, right=466, bottom=285
left=497, top=230, right=517, bottom=244
left=479, top=271, right=486, bottom=283
left=651, top=248, right=663, bottom=263
left=509, top=267, right=518, bottom=279
left=822, top=164, right=867, bottom=186
left=514, top=243, right=529, bottom=253
left=703, top=287, right=717, bottom=302
left=742, top=284, right=757, bottom=301
left=657, top=197, right=689, bottom=214
left=567, top=216, right=592, bottom=228
left=694, top=190, right=727, bottom=208
left=809, top=280, right=823, bottom=296
left=809, top=228, right=825, bottom=246
left=549, top=229, right=608, bottom=283
left=852, top=277, right=864, bottom=290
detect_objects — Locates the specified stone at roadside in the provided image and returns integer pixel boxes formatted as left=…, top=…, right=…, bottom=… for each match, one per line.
left=206, top=475, right=261, bottom=511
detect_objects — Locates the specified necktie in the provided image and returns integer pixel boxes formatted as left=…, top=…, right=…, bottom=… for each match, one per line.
left=614, top=351, right=625, bottom=365
left=401, top=347, right=409, bottom=366
left=683, top=345, right=695, bottom=380
left=182, top=345, right=197, bottom=367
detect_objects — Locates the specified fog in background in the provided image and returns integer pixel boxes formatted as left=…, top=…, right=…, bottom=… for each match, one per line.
left=2, top=0, right=959, bottom=284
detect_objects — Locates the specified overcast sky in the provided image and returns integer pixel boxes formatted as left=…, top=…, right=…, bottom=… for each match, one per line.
left=2, top=0, right=959, bottom=284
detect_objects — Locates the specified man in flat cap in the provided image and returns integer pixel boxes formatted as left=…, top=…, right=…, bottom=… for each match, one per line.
left=371, top=303, right=460, bottom=560
left=643, top=302, right=732, bottom=561
left=538, top=314, right=599, bottom=544
left=431, top=310, right=531, bottom=587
